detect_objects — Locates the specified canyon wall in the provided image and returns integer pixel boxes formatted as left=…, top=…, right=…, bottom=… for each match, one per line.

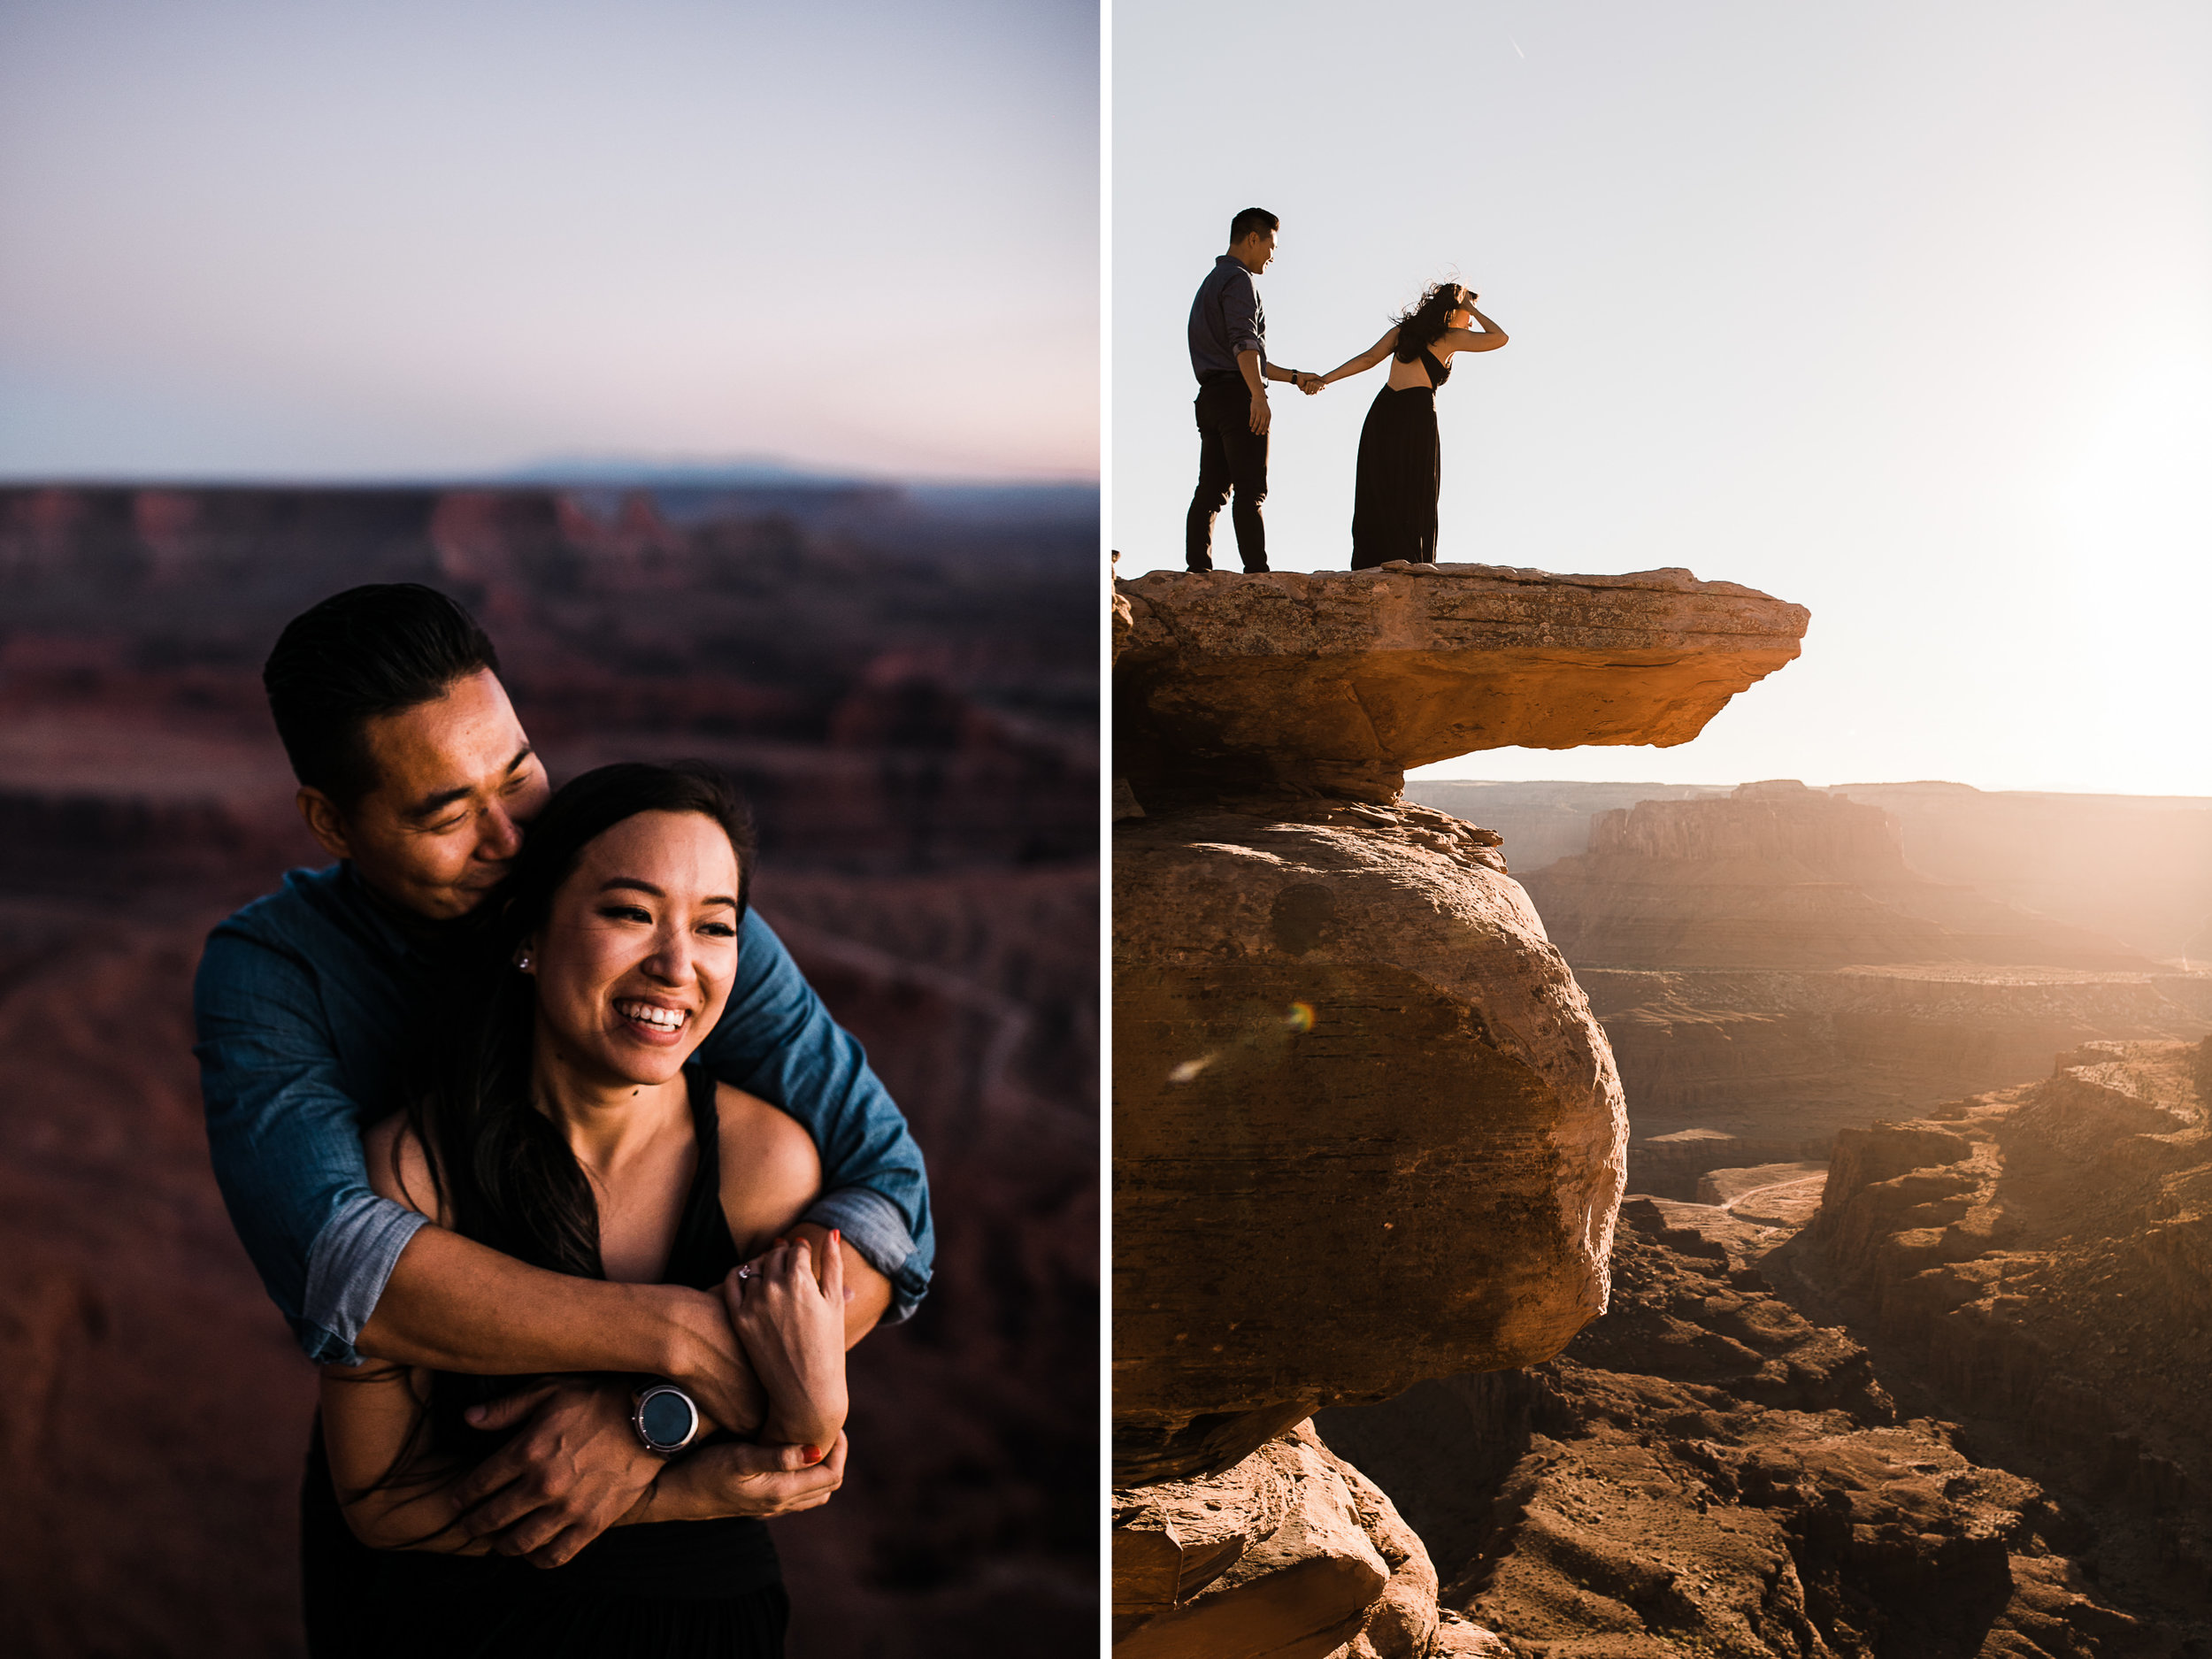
left=0, top=485, right=1096, bottom=1659
left=1112, top=562, right=1809, bottom=1653
left=1505, top=782, right=2212, bottom=1194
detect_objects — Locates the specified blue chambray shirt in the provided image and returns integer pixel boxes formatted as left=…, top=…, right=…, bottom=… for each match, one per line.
left=194, top=863, right=933, bottom=1364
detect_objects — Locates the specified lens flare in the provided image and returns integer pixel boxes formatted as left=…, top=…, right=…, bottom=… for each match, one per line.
left=1285, top=1002, right=1315, bottom=1033
left=1167, top=1055, right=1217, bottom=1084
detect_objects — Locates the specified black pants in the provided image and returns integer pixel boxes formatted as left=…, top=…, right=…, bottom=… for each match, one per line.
left=1186, top=374, right=1269, bottom=572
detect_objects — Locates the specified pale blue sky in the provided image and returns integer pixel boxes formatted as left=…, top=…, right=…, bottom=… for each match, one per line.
left=0, top=0, right=1098, bottom=481
left=1113, top=0, right=2212, bottom=795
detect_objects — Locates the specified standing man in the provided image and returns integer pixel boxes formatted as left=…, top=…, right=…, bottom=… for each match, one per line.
left=1186, top=206, right=1323, bottom=573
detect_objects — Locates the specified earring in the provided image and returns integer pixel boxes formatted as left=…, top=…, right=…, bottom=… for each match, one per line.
left=516, top=953, right=534, bottom=972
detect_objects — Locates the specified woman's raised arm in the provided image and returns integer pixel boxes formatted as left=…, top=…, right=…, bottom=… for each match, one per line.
left=1318, top=327, right=1401, bottom=387
left=1441, top=304, right=1509, bottom=354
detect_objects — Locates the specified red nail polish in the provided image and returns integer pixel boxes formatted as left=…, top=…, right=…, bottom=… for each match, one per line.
left=803, top=1444, right=824, bottom=1463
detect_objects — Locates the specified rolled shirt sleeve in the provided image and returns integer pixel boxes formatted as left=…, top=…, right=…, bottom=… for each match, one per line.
left=194, top=926, right=426, bottom=1365
left=692, top=911, right=934, bottom=1320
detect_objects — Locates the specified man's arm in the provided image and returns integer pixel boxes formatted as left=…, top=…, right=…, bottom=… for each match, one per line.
left=692, top=912, right=933, bottom=1322
left=193, top=922, right=762, bottom=1425
left=361, top=1227, right=764, bottom=1431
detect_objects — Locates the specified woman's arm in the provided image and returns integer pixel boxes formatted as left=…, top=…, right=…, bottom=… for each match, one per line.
left=1440, top=305, right=1509, bottom=354
left=712, top=1085, right=857, bottom=1449
left=1318, top=328, right=1400, bottom=387
left=727, top=1235, right=849, bottom=1451
left=319, top=1361, right=493, bottom=1553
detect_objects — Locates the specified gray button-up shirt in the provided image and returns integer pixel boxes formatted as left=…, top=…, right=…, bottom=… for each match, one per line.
left=1188, top=253, right=1266, bottom=383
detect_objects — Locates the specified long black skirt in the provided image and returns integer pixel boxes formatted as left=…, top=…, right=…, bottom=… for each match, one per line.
left=1349, top=383, right=1440, bottom=569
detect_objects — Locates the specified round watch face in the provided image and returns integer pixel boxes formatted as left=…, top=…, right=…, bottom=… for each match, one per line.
left=638, top=1387, right=696, bottom=1450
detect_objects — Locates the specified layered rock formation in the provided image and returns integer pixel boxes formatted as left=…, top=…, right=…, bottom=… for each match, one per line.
left=1115, top=565, right=1808, bottom=805
left=1789, top=1040, right=2212, bottom=1598
left=1508, top=782, right=2212, bottom=1194
left=1522, top=780, right=2147, bottom=972
left=1114, top=564, right=1809, bottom=1649
left=1315, top=1203, right=2205, bottom=1654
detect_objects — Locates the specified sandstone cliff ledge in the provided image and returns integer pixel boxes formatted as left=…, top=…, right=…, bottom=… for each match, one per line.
left=1115, top=565, right=1809, bottom=804
left=1115, top=568, right=1810, bottom=1485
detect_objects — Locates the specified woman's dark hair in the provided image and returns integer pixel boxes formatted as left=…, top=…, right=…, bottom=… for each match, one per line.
left=263, top=584, right=501, bottom=809
left=1393, top=281, right=1474, bottom=364
left=403, top=761, right=757, bottom=1279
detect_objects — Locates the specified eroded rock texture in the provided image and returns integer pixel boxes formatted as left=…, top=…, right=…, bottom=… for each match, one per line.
left=1115, top=800, right=1624, bottom=1484
left=1793, top=1040, right=2212, bottom=1600
left=1319, top=1206, right=2204, bottom=1655
left=1112, top=1420, right=1486, bottom=1659
left=1115, top=565, right=1809, bottom=805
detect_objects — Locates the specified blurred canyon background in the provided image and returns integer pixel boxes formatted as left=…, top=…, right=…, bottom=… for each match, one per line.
left=0, top=479, right=1099, bottom=1658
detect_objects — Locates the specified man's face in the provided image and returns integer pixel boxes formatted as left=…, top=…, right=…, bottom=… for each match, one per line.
left=300, top=668, right=551, bottom=919
left=1236, top=227, right=1277, bottom=273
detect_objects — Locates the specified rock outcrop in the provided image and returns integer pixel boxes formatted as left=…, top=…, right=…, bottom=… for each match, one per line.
left=1116, top=799, right=1621, bottom=1482
left=1111, top=1421, right=1455, bottom=1659
left=1115, top=565, right=1809, bottom=805
left=1114, top=565, right=1809, bottom=1647
left=1796, top=1040, right=2212, bottom=1578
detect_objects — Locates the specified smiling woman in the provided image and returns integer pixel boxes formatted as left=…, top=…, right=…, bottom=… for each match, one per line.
left=313, top=761, right=869, bottom=1658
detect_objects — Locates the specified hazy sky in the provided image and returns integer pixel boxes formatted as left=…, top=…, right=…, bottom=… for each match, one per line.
left=0, top=0, right=1097, bottom=481
left=1114, top=0, right=2212, bottom=796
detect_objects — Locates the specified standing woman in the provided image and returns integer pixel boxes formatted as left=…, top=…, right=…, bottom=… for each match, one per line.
left=1316, top=283, right=1508, bottom=568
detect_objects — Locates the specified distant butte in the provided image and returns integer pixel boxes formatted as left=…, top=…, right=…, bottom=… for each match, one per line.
left=1114, top=565, right=1810, bottom=805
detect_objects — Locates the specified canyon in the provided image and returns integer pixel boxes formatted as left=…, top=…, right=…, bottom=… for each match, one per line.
left=1317, top=1039, right=2212, bottom=1654
left=1504, top=780, right=2212, bottom=1198
left=0, top=484, right=1096, bottom=1658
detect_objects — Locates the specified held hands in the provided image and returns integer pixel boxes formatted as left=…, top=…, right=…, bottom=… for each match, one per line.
left=1294, top=371, right=1325, bottom=396
left=723, top=1233, right=849, bottom=1453
left=449, top=1378, right=662, bottom=1568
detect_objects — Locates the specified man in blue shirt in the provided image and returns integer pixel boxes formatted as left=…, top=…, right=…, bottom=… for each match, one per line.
left=1186, top=206, right=1325, bottom=572
left=195, top=584, right=932, bottom=1573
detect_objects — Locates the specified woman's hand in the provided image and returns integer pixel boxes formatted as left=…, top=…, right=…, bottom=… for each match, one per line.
left=722, top=1233, right=849, bottom=1452
left=637, top=1432, right=849, bottom=1523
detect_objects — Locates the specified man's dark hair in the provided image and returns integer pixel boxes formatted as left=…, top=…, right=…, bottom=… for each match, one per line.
left=1229, top=207, right=1279, bottom=246
left=263, top=583, right=501, bottom=808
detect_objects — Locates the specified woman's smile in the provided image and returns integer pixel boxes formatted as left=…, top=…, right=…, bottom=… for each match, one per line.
left=614, top=997, right=693, bottom=1041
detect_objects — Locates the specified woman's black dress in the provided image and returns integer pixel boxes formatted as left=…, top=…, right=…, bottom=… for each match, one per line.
left=301, top=1068, right=787, bottom=1658
left=1349, top=343, right=1453, bottom=569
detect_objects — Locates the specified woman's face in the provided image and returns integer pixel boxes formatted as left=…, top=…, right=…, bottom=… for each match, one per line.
left=526, top=810, right=743, bottom=1088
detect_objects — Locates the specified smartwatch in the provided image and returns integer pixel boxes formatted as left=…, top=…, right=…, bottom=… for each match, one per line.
left=631, top=1383, right=703, bottom=1455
